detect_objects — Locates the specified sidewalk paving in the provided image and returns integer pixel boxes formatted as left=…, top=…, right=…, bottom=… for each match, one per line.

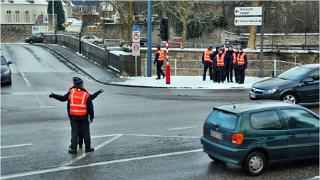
left=112, top=76, right=269, bottom=89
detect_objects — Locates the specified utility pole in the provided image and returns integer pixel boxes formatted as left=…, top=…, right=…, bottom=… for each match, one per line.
left=258, top=4, right=265, bottom=78
left=52, top=0, right=54, bottom=32
left=147, top=0, right=152, bottom=77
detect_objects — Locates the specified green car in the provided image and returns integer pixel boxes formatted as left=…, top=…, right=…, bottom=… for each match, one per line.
left=201, top=102, right=319, bottom=176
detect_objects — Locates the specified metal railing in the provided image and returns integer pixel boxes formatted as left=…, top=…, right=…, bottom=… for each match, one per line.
left=141, top=59, right=301, bottom=77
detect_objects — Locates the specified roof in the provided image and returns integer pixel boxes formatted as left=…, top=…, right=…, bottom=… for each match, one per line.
left=215, top=101, right=301, bottom=114
left=71, top=0, right=100, bottom=6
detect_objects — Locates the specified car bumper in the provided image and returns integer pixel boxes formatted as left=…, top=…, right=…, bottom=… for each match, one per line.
left=249, top=91, right=281, bottom=100
left=1, top=74, right=11, bottom=83
left=201, top=137, right=248, bottom=165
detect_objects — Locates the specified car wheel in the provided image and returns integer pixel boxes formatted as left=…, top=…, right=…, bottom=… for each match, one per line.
left=242, top=151, right=266, bottom=176
left=7, top=80, right=12, bottom=86
left=282, top=93, right=298, bottom=104
left=29, top=40, right=34, bottom=44
left=208, top=155, right=223, bottom=163
left=93, top=41, right=98, bottom=45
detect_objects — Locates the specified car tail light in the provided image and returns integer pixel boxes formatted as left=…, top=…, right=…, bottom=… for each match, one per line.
left=203, top=124, right=208, bottom=134
left=231, top=133, right=244, bottom=145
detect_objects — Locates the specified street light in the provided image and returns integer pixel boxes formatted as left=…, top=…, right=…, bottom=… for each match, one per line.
left=295, top=18, right=307, bottom=50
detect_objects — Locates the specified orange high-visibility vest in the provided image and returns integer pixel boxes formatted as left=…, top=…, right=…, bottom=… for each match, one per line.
left=233, top=53, right=238, bottom=64
left=68, top=88, right=90, bottom=116
left=204, top=50, right=213, bottom=62
left=216, top=54, right=225, bottom=67
left=237, top=53, right=246, bottom=65
left=157, top=50, right=165, bottom=61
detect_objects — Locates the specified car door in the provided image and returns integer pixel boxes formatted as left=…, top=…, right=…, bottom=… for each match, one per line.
left=295, top=69, right=319, bottom=103
left=248, top=110, right=289, bottom=161
left=279, top=108, right=319, bottom=159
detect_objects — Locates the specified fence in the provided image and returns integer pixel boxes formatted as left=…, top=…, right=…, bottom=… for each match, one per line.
left=141, top=59, right=300, bottom=77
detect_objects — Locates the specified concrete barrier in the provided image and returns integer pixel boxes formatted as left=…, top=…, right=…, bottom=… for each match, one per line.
left=44, top=34, right=141, bottom=77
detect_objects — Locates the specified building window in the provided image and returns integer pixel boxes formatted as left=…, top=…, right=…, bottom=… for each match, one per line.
left=25, top=11, right=30, bottom=23
left=33, top=14, right=37, bottom=22
left=7, top=11, right=12, bottom=23
left=15, top=11, right=20, bottom=22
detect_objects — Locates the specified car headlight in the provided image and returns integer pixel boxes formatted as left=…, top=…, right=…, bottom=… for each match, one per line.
left=3, top=69, right=10, bottom=75
left=266, top=88, right=278, bottom=94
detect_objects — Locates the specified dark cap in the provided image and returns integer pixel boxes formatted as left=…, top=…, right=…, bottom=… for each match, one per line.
left=73, top=77, right=83, bottom=86
left=239, top=47, right=243, bottom=51
left=156, top=44, right=161, bottom=49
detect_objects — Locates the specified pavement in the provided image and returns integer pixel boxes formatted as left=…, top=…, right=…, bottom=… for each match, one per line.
left=1, top=43, right=319, bottom=180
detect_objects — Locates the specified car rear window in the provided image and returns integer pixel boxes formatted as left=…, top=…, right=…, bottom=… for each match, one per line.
left=206, top=109, right=238, bottom=130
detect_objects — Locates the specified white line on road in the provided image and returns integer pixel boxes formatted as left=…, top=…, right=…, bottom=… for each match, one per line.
left=168, top=126, right=198, bottom=131
left=1, top=155, right=25, bottom=159
left=1, top=143, right=32, bottom=149
left=1, top=148, right=203, bottom=179
left=20, top=72, right=31, bottom=87
left=91, top=134, right=122, bottom=139
left=62, top=134, right=122, bottom=166
left=123, top=133, right=200, bottom=139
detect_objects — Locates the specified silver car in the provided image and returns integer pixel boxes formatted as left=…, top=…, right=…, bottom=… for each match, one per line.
left=81, top=35, right=103, bottom=45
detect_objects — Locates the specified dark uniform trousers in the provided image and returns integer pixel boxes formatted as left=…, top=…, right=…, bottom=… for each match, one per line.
left=234, top=67, right=239, bottom=83
left=203, top=62, right=213, bottom=80
left=236, top=66, right=246, bottom=83
left=157, top=61, right=165, bottom=79
left=215, top=67, right=225, bottom=83
left=225, top=67, right=233, bottom=82
left=70, top=120, right=91, bottom=150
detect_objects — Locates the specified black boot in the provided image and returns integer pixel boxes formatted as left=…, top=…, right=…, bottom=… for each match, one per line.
left=85, top=148, right=94, bottom=153
left=68, top=148, right=77, bottom=154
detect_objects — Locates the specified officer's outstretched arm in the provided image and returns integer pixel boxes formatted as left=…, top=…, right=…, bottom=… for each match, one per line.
left=49, top=92, right=69, bottom=102
left=91, top=89, right=103, bottom=100
left=87, top=97, right=94, bottom=122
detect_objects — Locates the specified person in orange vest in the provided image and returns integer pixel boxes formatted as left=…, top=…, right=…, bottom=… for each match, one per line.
left=232, top=47, right=240, bottom=83
left=214, top=46, right=226, bottom=83
left=154, top=45, right=165, bottom=80
left=236, top=47, right=248, bottom=84
left=49, top=77, right=101, bottom=154
left=202, top=46, right=214, bottom=81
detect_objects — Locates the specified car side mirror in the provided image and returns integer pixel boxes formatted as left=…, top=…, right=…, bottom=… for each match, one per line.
left=303, top=77, right=314, bottom=84
left=7, top=61, right=12, bottom=65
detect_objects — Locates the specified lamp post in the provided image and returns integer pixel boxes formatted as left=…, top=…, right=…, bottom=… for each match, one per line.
left=295, top=18, right=307, bottom=50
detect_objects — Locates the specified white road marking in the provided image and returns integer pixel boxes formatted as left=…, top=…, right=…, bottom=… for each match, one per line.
left=62, top=134, right=122, bottom=166
left=35, top=96, right=45, bottom=106
left=168, top=126, right=198, bottom=131
left=1, top=143, right=32, bottom=149
left=91, top=134, right=121, bottom=139
left=1, top=149, right=203, bottom=179
left=19, top=72, right=31, bottom=87
left=123, top=133, right=200, bottom=139
left=1, top=155, right=25, bottom=159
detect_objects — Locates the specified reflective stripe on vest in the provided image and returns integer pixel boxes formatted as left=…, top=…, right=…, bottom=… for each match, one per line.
left=216, top=54, right=225, bottom=67
left=232, top=53, right=238, bottom=64
left=158, top=50, right=165, bottom=61
left=68, top=88, right=89, bottom=116
left=237, top=53, right=246, bottom=65
left=204, top=50, right=213, bottom=62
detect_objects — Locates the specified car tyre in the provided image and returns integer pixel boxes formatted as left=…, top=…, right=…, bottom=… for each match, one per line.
left=282, top=92, right=298, bottom=104
left=29, top=40, right=34, bottom=44
left=242, top=151, right=266, bottom=176
left=208, top=155, right=223, bottom=163
left=93, top=41, right=98, bottom=45
left=7, top=80, right=12, bottom=86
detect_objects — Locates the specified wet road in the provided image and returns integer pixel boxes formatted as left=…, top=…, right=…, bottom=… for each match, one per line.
left=1, top=44, right=319, bottom=180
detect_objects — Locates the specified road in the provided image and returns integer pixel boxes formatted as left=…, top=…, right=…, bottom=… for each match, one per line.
left=1, top=44, right=319, bottom=180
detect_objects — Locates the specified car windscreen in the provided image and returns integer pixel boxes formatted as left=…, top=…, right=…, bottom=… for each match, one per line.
left=206, top=109, right=238, bottom=130
left=1, top=56, right=7, bottom=65
left=277, top=66, right=312, bottom=81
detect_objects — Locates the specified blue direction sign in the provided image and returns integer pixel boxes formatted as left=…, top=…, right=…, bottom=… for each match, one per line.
left=132, top=25, right=141, bottom=31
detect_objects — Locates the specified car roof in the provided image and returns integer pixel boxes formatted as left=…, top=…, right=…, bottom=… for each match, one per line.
left=214, top=101, right=302, bottom=114
left=300, top=64, right=320, bottom=69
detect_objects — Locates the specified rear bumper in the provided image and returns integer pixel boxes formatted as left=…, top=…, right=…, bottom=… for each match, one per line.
left=201, top=137, right=248, bottom=165
left=1, top=74, right=11, bottom=83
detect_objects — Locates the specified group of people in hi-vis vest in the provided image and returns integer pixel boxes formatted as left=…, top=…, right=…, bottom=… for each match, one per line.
left=202, top=45, right=248, bottom=84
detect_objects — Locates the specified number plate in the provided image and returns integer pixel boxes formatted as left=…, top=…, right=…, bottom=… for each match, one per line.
left=250, top=93, right=256, bottom=99
left=210, top=130, right=223, bottom=140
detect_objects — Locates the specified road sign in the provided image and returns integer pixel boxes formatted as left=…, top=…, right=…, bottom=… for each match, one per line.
left=132, top=25, right=141, bottom=31
left=234, top=7, right=262, bottom=16
left=43, top=14, right=49, bottom=23
left=132, top=31, right=140, bottom=43
left=234, top=16, right=262, bottom=26
left=132, top=42, right=140, bottom=56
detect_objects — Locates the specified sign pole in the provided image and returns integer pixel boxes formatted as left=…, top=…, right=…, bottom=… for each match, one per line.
left=258, top=5, right=265, bottom=78
left=147, top=0, right=152, bottom=77
left=135, top=56, right=137, bottom=76
left=165, top=41, right=170, bottom=84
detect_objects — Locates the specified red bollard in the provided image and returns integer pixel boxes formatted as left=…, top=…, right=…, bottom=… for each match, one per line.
left=165, top=62, right=171, bottom=84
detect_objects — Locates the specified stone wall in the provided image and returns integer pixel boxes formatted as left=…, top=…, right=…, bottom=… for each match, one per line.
left=1, top=24, right=33, bottom=42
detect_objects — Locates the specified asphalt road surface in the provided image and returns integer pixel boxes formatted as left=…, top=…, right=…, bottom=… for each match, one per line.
left=1, top=44, right=319, bottom=180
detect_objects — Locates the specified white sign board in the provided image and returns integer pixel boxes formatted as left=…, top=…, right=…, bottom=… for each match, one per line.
left=234, top=7, right=262, bottom=16
left=32, top=26, right=48, bottom=34
left=43, top=14, right=49, bottom=23
left=132, top=42, right=140, bottom=56
left=234, top=16, right=262, bottom=26
left=132, top=31, right=140, bottom=43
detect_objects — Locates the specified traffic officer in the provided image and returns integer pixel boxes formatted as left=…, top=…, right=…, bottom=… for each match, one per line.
left=225, top=46, right=234, bottom=82
left=210, top=46, right=220, bottom=82
left=236, top=47, right=248, bottom=84
left=233, top=47, right=240, bottom=83
left=202, top=46, right=214, bottom=81
left=49, top=77, right=101, bottom=154
left=214, top=47, right=226, bottom=83
left=154, top=45, right=165, bottom=80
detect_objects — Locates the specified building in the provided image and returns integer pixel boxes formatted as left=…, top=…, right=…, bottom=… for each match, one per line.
left=0, top=0, right=48, bottom=25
